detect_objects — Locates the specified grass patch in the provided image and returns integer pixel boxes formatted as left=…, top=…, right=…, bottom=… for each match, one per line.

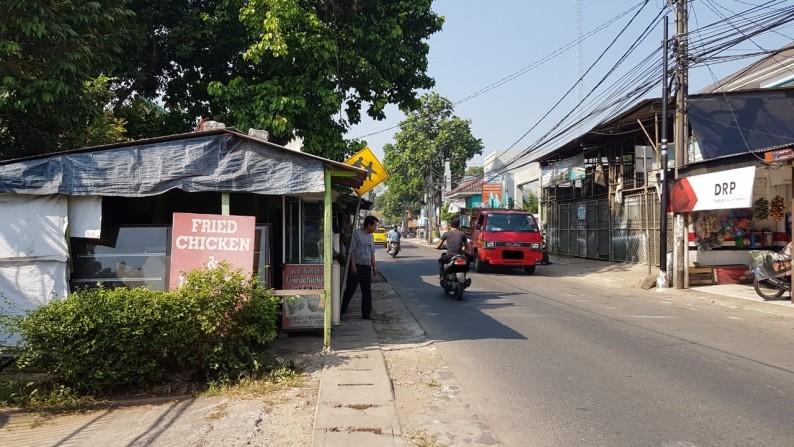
left=202, top=365, right=304, bottom=401
left=0, top=358, right=303, bottom=414
left=0, top=375, right=100, bottom=414
left=407, top=429, right=446, bottom=447
left=205, top=402, right=229, bottom=420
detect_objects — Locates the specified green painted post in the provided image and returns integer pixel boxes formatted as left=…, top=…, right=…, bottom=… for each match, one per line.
left=221, top=193, right=230, bottom=216
left=323, top=169, right=333, bottom=348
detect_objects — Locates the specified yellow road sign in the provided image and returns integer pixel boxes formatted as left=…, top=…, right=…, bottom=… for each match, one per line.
left=344, top=147, right=389, bottom=196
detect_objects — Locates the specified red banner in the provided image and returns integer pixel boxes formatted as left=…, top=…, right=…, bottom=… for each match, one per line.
left=169, top=213, right=256, bottom=289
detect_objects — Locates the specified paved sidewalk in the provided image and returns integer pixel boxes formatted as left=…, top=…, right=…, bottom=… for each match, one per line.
left=311, top=318, right=400, bottom=446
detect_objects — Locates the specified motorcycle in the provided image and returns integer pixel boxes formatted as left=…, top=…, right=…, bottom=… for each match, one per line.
left=387, top=241, right=400, bottom=257
left=748, top=249, right=792, bottom=299
left=438, top=251, right=471, bottom=300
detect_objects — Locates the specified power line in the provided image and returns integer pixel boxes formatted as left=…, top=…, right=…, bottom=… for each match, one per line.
left=488, top=0, right=794, bottom=178
left=350, top=1, right=649, bottom=142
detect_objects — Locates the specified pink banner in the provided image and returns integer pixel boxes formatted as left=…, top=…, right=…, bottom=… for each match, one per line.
left=169, top=213, right=256, bottom=289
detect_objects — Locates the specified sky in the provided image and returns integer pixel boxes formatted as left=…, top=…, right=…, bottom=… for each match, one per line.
left=347, top=0, right=794, bottom=168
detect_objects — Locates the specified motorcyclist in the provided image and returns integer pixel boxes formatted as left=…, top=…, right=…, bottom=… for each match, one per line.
left=386, top=225, right=401, bottom=251
left=435, top=218, right=469, bottom=281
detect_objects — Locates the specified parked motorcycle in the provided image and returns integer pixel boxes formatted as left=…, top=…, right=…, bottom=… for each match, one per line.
left=438, top=252, right=471, bottom=300
left=748, top=249, right=792, bottom=299
left=387, top=241, right=400, bottom=257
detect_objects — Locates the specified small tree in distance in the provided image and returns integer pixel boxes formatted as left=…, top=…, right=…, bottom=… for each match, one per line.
left=522, top=193, right=539, bottom=213
left=381, top=92, right=484, bottom=224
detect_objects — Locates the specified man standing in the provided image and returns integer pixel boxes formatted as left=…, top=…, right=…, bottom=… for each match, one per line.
left=435, top=217, right=469, bottom=280
left=341, top=215, right=379, bottom=319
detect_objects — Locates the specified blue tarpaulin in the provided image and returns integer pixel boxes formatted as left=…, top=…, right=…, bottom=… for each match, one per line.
left=0, top=130, right=361, bottom=196
left=688, top=90, right=794, bottom=161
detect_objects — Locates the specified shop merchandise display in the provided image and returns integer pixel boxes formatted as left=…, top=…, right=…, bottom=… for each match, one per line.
left=770, top=195, right=785, bottom=221
left=753, top=197, right=770, bottom=220
left=692, top=207, right=777, bottom=251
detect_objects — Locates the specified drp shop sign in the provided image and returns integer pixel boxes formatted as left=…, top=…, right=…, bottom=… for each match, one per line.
left=169, top=213, right=256, bottom=289
left=669, top=166, right=756, bottom=212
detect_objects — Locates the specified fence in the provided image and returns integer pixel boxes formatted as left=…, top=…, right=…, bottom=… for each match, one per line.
left=544, top=190, right=669, bottom=266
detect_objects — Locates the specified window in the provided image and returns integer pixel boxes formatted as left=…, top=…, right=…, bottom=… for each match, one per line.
left=285, top=198, right=324, bottom=264
left=484, top=214, right=538, bottom=232
left=71, top=226, right=170, bottom=290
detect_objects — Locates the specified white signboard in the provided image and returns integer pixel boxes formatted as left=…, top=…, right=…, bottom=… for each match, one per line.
left=670, top=166, right=756, bottom=212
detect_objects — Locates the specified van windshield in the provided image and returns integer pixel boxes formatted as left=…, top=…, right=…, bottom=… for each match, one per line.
left=485, top=213, right=538, bottom=232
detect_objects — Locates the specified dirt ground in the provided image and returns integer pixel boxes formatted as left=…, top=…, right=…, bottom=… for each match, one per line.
left=0, top=284, right=486, bottom=447
left=257, top=278, right=500, bottom=447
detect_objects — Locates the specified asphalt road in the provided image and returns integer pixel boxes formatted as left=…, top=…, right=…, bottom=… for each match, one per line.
left=377, top=238, right=794, bottom=447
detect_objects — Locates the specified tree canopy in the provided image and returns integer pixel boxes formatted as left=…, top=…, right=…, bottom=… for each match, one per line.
left=0, top=0, right=133, bottom=158
left=380, top=92, right=483, bottom=220
left=0, top=0, right=443, bottom=161
left=465, top=165, right=484, bottom=178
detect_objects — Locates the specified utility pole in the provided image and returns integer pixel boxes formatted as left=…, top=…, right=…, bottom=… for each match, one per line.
left=658, top=16, right=670, bottom=289
left=673, top=0, right=689, bottom=289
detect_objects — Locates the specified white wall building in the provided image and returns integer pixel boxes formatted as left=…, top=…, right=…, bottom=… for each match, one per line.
left=483, top=150, right=541, bottom=208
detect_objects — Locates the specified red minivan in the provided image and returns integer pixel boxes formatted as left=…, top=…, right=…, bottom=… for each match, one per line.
left=466, top=209, right=543, bottom=274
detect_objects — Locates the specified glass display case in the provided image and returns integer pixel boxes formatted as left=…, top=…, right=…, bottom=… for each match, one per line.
left=70, top=226, right=170, bottom=290
left=285, top=198, right=324, bottom=264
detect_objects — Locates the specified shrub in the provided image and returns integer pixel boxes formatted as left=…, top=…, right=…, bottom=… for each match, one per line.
left=168, top=263, right=281, bottom=381
left=17, top=286, right=172, bottom=393
left=15, top=263, right=281, bottom=394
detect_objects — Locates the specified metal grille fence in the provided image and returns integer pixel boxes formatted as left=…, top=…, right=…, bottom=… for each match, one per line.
left=544, top=190, right=666, bottom=266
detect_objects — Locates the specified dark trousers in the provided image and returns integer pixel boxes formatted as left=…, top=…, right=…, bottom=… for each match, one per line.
left=438, top=254, right=451, bottom=278
left=341, top=264, right=372, bottom=317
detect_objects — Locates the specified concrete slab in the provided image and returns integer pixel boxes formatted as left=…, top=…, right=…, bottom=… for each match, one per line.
left=312, top=429, right=399, bottom=447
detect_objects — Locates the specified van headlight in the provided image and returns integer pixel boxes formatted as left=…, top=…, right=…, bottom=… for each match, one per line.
left=485, top=241, right=495, bottom=248
left=530, top=242, right=541, bottom=250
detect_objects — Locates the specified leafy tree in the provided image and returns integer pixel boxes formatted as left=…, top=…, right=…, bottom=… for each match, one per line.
left=114, top=97, right=194, bottom=141
left=206, top=0, right=444, bottom=160
left=440, top=203, right=456, bottom=224
left=465, top=166, right=484, bottom=178
left=382, top=92, right=484, bottom=217
left=75, top=77, right=129, bottom=149
left=522, top=192, right=539, bottom=213
left=373, top=183, right=422, bottom=224
left=108, top=0, right=251, bottom=132
left=1, top=0, right=443, bottom=161
left=0, top=0, right=134, bottom=158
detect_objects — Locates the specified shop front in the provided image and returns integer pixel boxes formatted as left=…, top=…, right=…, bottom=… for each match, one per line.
left=670, top=164, right=791, bottom=286
left=0, top=128, right=366, bottom=346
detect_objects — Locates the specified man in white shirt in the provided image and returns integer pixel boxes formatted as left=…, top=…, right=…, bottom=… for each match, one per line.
left=340, top=215, right=379, bottom=319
